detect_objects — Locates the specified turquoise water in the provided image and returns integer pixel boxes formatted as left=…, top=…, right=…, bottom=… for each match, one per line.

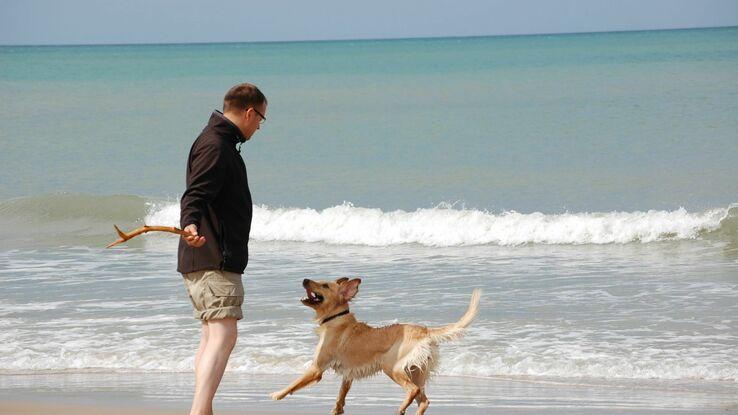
left=1, top=27, right=737, bottom=212
left=1, top=28, right=737, bottom=413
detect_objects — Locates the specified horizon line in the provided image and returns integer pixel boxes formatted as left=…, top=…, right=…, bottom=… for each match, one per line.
left=1, top=24, right=736, bottom=48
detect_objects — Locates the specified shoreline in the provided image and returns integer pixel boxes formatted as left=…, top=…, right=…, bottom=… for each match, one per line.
left=0, top=372, right=735, bottom=415
left=0, top=402, right=289, bottom=415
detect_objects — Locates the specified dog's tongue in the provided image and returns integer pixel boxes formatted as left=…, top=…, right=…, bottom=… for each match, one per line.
left=306, top=288, right=316, bottom=300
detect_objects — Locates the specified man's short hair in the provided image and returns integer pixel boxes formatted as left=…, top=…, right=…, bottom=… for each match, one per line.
left=223, top=83, right=267, bottom=112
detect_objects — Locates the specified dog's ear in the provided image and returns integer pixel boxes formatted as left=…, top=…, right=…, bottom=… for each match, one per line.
left=335, top=277, right=349, bottom=285
left=339, top=278, right=361, bottom=302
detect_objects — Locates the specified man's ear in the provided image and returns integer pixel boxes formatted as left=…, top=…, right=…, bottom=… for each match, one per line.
left=335, top=277, right=349, bottom=285
left=339, top=278, right=361, bottom=302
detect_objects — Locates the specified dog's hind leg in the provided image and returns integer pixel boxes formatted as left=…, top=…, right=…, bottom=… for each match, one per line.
left=410, top=366, right=430, bottom=415
left=331, top=378, right=353, bottom=415
left=414, top=390, right=429, bottom=415
left=386, top=369, right=420, bottom=415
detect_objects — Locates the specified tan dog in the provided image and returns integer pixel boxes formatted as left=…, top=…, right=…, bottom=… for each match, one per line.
left=270, top=277, right=481, bottom=415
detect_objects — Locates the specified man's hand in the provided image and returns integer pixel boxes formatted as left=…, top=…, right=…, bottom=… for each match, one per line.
left=183, top=224, right=206, bottom=247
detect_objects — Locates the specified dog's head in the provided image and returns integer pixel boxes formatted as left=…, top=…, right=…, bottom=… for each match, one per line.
left=301, top=277, right=361, bottom=317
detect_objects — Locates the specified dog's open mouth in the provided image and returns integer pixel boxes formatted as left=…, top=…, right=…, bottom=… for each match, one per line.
left=301, top=287, right=324, bottom=305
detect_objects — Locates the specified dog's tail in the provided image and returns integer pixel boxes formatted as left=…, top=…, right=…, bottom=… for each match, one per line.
left=427, top=289, right=481, bottom=343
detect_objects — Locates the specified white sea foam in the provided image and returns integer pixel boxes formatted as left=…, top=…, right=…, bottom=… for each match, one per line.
left=437, top=346, right=738, bottom=381
left=1, top=333, right=736, bottom=381
left=146, top=202, right=731, bottom=247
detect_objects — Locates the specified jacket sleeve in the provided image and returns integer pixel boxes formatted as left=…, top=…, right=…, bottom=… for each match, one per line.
left=180, top=143, right=226, bottom=229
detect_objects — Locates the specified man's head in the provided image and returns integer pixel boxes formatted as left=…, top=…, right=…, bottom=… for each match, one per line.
left=222, top=83, right=268, bottom=141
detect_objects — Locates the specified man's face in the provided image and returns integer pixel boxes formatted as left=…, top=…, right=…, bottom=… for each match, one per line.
left=239, top=103, right=267, bottom=140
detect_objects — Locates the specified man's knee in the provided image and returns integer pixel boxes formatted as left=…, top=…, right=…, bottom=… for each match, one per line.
left=208, top=318, right=238, bottom=348
left=200, top=321, right=210, bottom=341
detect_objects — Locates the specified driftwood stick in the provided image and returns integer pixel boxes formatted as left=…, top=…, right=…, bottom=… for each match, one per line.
left=106, top=224, right=189, bottom=248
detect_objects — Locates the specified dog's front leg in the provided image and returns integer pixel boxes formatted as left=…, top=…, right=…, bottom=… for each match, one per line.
left=331, top=378, right=353, bottom=415
left=270, top=365, right=323, bottom=400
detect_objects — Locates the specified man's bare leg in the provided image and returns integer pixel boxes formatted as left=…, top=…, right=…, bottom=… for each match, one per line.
left=194, top=321, right=210, bottom=380
left=190, top=318, right=238, bottom=415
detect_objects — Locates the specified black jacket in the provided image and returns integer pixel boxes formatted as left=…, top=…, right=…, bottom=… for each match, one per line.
left=177, top=111, right=253, bottom=274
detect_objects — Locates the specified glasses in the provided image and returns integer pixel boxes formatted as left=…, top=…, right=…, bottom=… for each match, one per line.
left=251, top=107, right=266, bottom=124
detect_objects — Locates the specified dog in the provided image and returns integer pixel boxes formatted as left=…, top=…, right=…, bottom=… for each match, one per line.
left=270, top=277, right=481, bottom=415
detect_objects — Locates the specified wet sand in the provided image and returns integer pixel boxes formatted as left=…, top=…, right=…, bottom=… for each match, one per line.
left=0, top=372, right=735, bottom=414
left=0, top=401, right=288, bottom=415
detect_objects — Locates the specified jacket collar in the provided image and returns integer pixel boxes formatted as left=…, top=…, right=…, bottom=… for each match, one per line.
left=208, top=110, right=245, bottom=144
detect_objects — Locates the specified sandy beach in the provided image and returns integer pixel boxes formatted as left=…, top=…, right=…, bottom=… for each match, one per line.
left=0, top=402, right=273, bottom=415
left=0, top=372, right=736, bottom=415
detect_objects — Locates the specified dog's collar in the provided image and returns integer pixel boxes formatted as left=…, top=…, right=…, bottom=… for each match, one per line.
left=320, top=309, right=350, bottom=325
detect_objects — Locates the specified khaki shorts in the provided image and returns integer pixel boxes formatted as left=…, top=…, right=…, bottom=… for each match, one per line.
left=183, top=270, right=244, bottom=321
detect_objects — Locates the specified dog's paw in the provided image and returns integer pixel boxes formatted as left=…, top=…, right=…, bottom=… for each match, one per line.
left=270, top=391, right=286, bottom=401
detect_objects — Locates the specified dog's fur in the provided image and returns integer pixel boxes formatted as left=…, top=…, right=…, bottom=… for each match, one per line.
left=270, top=277, right=481, bottom=415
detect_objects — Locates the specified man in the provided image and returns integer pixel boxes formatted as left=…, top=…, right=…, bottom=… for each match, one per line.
left=177, top=83, right=267, bottom=415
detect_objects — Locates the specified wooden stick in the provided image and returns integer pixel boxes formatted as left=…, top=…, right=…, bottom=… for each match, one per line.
left=106, top=224, right=189, bottom=248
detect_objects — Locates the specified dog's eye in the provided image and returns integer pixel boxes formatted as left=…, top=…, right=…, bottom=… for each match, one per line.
left=322, top=284, right=329, bottom=288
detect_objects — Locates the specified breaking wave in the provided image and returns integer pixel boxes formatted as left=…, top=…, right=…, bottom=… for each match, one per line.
left=1, top=194, right=735, bottom=247
left=150, top=201, right=737, bottom=247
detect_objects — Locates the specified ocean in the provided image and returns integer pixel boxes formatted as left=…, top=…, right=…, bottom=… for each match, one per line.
left=1, top=27, right=737, bottom=413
